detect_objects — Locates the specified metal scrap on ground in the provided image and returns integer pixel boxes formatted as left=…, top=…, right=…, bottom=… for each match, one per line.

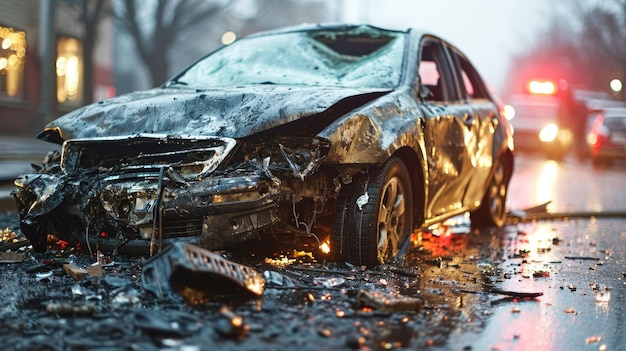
left=141, top=242, right=265, bottom=304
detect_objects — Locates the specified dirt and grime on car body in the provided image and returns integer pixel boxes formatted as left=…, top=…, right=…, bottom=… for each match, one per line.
left=12, top=24, right=514, bottom=270
left=2, top=211, right=624, bottom=351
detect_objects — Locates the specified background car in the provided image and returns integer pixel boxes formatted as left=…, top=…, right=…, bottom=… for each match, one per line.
left=505, top=82, right=573, bottom=160
left=13, top=24, right=514, bottom=267
left=586, top=107, right=626, bottom=168
left=506, top=81, right=623, bottom=160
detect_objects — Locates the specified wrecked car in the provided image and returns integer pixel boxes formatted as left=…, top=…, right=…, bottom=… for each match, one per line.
left=13, top=24, right=514, bottom=267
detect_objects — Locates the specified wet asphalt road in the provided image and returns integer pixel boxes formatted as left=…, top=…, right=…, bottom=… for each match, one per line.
left=0, top=152, right=625, bottom=351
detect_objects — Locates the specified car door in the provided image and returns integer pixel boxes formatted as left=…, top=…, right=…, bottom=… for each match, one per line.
left=446, top=46, right=498, bottom=207
left=417, top=38, right=475, bottom=219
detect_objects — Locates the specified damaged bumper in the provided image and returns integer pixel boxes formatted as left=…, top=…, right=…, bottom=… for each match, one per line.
left=12, top=134, right=329, bottom=254
left=93, top=170, right=281, bottom=253
left=14, top=163, right=281, bottom=254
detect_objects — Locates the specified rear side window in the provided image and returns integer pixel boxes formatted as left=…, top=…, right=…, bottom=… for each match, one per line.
left=448, top=47, right=489, bottom=100
left=418, top=40, right=451, bottom=102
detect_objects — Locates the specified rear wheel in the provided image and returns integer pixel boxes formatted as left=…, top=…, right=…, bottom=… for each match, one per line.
left=331, top=157, right=413, bottom=267
left=470, top=156, right=510, bottom=227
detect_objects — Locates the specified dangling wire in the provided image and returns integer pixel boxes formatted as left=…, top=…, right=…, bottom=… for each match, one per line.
left=291, top=197, right=324, bottom=247
left=150, top=167, right=166, bottom=257
left=85, top=220, right=93, bottom=258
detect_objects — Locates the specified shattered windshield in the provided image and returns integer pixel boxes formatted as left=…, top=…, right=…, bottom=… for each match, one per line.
left=172, top=26, right=405, bottom=89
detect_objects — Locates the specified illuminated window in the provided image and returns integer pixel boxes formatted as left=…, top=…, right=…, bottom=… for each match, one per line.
left=57, top=37, right=83, bottom=104
left=0, top=25, right=26, bottom=99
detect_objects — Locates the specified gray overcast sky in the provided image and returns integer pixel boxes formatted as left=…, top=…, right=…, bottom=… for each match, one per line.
left=340, top=0, right=559, bottom=93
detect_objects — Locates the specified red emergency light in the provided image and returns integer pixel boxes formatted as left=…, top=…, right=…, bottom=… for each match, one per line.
left=527, top=80, right=556, bottom=95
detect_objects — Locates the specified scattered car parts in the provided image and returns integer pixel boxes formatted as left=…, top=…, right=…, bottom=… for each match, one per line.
left=141, top=242, right=265, bottom=304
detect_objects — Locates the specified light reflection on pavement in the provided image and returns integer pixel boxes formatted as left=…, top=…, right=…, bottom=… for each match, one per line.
left=455, top=219, right=625, bottom=351
left=507, top=153, right=626, bottom=214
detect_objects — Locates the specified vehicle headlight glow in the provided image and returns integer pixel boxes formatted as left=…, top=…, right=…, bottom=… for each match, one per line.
left=503, top=104, right=515, bottom=120
left=539, top=123, right=559, bottom=142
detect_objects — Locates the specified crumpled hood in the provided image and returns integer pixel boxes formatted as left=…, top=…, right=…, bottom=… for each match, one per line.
left=44, top=85, right=389, bottom=140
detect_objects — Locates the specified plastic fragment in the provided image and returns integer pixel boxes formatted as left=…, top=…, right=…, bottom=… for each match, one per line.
left=46, top=303, right=95, bottom=316
left=142, top=243, right=265, bottom=304
left=263, top=270, right=296, bottom=287
left=215, top=306, right=248, bottom=339
left=0, top=251, right=26, bottom=263
left=585, top=335, right=602, bottom=344
left=356, top=290, right=423, bottom=312
left=356, top=192, right=369, bottom=210
left=314, top=277, right=346, bottom=288
left=35, top=271, right=53, bottom=281
left=63, top=263, right=88, bottom=281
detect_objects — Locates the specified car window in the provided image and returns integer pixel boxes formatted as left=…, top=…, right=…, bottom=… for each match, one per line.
left=448, top=48, right=489, bottom=100
left=173, top=26, right=406, bottom=89
left=418, top=40, right=451, bottom=102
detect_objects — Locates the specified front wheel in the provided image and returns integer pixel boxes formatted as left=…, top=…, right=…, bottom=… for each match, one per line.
left=470, top=156, right=510, bottom=228
left=331, top=157, right=413, bottom=267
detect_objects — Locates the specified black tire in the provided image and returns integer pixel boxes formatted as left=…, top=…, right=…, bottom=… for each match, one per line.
left=470, top=156, right=509, bottom=228
left=331, top=157, right=413, bottom=267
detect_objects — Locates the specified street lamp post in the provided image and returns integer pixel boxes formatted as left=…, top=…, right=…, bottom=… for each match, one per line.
left=37, top=0, right=56, bottom=131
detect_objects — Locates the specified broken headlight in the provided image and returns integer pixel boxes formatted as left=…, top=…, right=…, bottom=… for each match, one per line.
left=60, top=134, right=237, bottom=180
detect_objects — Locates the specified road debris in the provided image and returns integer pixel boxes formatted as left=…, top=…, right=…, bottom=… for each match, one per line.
left=585, top=335, right=602, bottom=344
left=134, top=309, right=200, bottom=337
left=314, top=277, right=346, bottom=288
left=593, top=286, right=611, bottom=302
left=215, top=306, right=249, bottom=339
left=86, top=263, right=103, bottom=277
left=46, top=303, right=96, bottom=316
left=263, top=270, right=297, bottom=288
left=0, top=250, right=26, bottom=263
left=456, top=288, right=543, bottom=299
left=141, top=242, right=265, bottom=304
left=35, top=271, right=53, bottom=282
left=564, top=256, right=600, bottom=261
left=63, top=263, right=88, bottom=281
left=356, top=290, right=424, bottom=312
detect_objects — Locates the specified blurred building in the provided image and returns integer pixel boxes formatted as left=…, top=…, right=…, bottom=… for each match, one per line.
left=1, top=0, right=337, bottom=135
left=0, top=0, right=114, bottom=136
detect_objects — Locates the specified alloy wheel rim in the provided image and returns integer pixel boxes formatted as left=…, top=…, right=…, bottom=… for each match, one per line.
left=377, top=176, right=406, bottom=263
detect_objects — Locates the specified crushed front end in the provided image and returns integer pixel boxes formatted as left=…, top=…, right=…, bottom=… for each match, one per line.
left=13, top=134, right=330, bottom=255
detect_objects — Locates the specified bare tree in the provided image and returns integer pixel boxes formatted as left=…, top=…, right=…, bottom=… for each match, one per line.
left=504, top=17, right=582, bottom=96
left=80, top=0, right=109, bottom=104
left=574, top=0, right=626, bottom=99
left=505, top=1, right=626, bottom=100
left=115, top=0, right=233, bottom=87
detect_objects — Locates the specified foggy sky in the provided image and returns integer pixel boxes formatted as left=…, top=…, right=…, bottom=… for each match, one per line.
left=341, top=0, right=559, bottom=94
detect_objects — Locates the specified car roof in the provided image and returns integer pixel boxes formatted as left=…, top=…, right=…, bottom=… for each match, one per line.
left=242, top=22, right=437, bottom=41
